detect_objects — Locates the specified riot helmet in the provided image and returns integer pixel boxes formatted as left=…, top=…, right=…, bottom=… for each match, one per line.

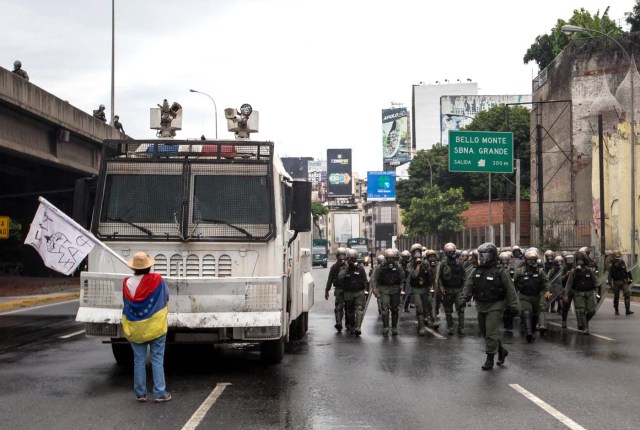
left=574, top=251, right=587, bottom=269
left=578, top=246, right=591, bottom=256
left=613, top=249, right=622, bottom=259
left=376, top=254, right=386, bottom=265
left=346, top=249, right=358, bottom=263
left=512, top=245, right=523, bottom=259
left=553, top=255, right=564, bottom=266
left=99, top=104, right=105, bottom=110
left=524, top=249, right=539, bottom=269
left=400, top=250, right=411, bottom=263
left=410, top=243, right=422, bottom=259
left=384, top=248, right=397, bottom=264
left=498, top=251, right=511, bottom=266
left=477, top=243, right=498, bottom=267
left=443, top=242, right=456, bottom=258
left=425, top=249, right=438, bottom=266
left=565, top=254, right=575, bottom=267
left=13, top=60, right=21, bottom=69
left=336, top=247, right=347, bottom=261
left=544, top=249, right=555, bottom=262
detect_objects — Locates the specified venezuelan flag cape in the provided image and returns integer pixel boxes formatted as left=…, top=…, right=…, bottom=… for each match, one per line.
left=122, top=273, right=169, bottom=344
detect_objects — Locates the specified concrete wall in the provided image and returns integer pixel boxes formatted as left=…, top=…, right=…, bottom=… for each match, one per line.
left=532, top=33, right=640, bottom=255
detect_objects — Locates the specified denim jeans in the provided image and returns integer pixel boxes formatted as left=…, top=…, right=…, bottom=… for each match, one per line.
left=131, top=334, right=167, bottom=398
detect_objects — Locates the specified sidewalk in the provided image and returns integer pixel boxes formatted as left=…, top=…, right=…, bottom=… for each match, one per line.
left=0, top=276, right=80, bottom=312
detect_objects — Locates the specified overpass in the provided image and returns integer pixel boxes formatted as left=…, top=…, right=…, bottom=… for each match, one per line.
left=0, top=66, right=126, bottom=274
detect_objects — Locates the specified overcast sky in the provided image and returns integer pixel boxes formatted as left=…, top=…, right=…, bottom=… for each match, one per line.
left=1, top=0, right=630, bottom=176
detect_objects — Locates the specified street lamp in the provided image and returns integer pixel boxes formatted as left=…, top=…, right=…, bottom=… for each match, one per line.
left=561, top=25, right=636, bottom=265
left=189, top=89, right=218, bottom=139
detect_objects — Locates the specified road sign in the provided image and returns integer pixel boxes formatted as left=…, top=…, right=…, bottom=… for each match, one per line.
left=448, top=131, right=513, bottom=173
left=0, top=216, right=9, bottom=239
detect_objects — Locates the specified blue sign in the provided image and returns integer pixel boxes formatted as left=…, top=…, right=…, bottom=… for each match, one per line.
left=367, top=171, right=396, bottom=201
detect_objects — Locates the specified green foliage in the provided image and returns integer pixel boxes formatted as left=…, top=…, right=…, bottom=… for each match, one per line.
left=402, top=186, right=469, bottom=236
left=523, top=7, right=623, bottom=70
left=311, top=202, right=328, bottom=239
left=626, top=1, right=640, bottom=32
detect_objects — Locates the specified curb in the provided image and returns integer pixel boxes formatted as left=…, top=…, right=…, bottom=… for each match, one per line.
left=0, top=292, right=80, bottom=312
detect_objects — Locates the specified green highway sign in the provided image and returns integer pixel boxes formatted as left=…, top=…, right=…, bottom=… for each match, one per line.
left=448, top=131, right=513, bottom=173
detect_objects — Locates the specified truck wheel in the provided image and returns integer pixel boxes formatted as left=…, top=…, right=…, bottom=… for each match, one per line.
left=112, top=342, right=133, bottom=368
left=260, top=337, right=285, bottom=364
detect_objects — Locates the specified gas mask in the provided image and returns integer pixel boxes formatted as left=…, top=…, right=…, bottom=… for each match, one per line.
left=575, top=259, right=584, bottom=271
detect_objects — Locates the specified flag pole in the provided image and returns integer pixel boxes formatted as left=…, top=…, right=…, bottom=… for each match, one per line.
left=38, top=197, right=129, bottom=266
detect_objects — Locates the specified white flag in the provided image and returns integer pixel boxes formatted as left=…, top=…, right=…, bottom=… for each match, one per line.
left=24, top=200, right=96, bottom=275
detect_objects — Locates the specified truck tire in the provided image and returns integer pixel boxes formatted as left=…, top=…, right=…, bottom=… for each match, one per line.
left=112, top=342, right=133, bottom=368
left=260, top=337, right=285, bottom=364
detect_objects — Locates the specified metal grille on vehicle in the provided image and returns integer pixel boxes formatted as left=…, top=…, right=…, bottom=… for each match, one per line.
left=202, top=255, right=216, bottom=276
left=243, top=326, right=281, bottom=340
left=153, top=254, right=167, bottom=276
left=245, top=283, right=280, bottom=311
left=82, top=278, right=116, bottom=307
left=186, top=254, right=199, bottom=276
left=85, top=323, right=118, bottom=337
left=218, top=255, right=232, bottom=277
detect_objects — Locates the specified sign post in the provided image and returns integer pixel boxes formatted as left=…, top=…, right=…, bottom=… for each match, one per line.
left=448, top=131, right=513, bottom=173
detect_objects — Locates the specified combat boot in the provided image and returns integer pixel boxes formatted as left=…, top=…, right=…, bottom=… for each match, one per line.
left=523, top=310, right=535, bottom=343
left=382, top=314, right=390, bottom=336
left=614, top=295, right=620, bottom=315
left=446, top=313, right=454, bottom=335
left=481, top=354, right=495, bottom=370
left=625, top=297, right=634, bottom=315
left=391, top=313, right=399, bottom=336
left=458, top=313, right=465, bottom=335
left=334, top=323, right=342, bottom=333
left=417, top=312, right=426, bottom=336
left=497, top=346, right=508, bottom=366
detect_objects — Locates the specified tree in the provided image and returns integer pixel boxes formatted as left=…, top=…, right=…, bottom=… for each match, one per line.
left=401, top=186, right=469, bottom=236
left=626, top=1, right=640, bottom=32
left=311, top=202, right=328, bottom=238
left=523, top=8, right=623, bottom=71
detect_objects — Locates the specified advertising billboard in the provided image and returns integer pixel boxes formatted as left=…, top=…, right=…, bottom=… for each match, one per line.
left=327, top=149, right=352, bottom=197
left=307, top=160, right=327, bottom=202
left=440, top=94, right=531, bottom=146
left=333, top=212, right=359, bottom=244
left=382, top=108, right=410, bottom=167
left=367, top=171, right=396, bottom=201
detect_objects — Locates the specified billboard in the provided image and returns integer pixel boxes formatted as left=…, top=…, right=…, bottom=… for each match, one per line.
left=382, top=108, right=410, bottom=167
left=307, top=160, right=327, bottom=202
left=367, top=171, right=396, bottom=201
left=327, top=149, right=352, bottom=197
left=440, top=94, right=532, bottom=146
left=333, top=212, right=359, bottom=244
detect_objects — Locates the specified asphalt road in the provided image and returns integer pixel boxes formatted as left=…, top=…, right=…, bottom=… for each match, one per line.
left=0, top=268, right=639, bottom=429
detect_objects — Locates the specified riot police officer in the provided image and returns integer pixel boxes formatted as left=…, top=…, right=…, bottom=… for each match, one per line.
left=400, top=250, right=412, bottom=312
left=371, top=249, right=405, bottom=336
left=543, top=250, right=555, bottom=274
left=513, top=248, right=552, bottom=342
left=548, top=255, right=565, bottom=313
left=424, top=249, right=439, bottom=328
left=438, top=242, right=466, bottom=335
left=403, top=244, right=422, bottom=312
left=563, top=251, right=602, bottom=335
left=12, top=60, right=29, bottom=81
left=463, top=243, right=519, bottom=370
left=408, top=246, right=431, bottom=336
left=608, top=250, right=634, bottom=316
left=338, top=249, right=369, bottom=336
left=325, top=247, right=348, bottom=333
left=560, top=254, right=575, bottom=328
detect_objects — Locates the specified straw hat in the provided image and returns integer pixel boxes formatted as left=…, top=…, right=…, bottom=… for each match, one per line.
left=127, top=252, right=156, bottom=270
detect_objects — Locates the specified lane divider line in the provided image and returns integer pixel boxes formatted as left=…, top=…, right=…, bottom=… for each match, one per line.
left=547, top=322, right=615, bottom=341
left=59, top=329, right=86, bottom=339
left=182, top=382, right=232, bottom=430
left=510, top=384, right=587, bottom=430
left=0, top=299, right=79, bottom=316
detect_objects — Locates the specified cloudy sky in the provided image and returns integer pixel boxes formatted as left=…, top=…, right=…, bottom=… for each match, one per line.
left=1, top=0, right=629, bottom=176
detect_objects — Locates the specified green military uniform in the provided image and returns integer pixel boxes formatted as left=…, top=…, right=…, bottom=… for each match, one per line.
left=326, top=261, right=345, bottom=332
left=608, top=258, right=633, bottom=315
left=371, top=261, right=405, bottom=336
left=407, top=260, right=431, bottom=336
left=338, top=262, right=368, bottom=335
left=438, top=256, right=466, bottom=335
left=547, top=264, right=565, bottom=314
left=463, top=260, right=519, bottom=369
left=564, top=266, right=601, bottom=334
left=513, top=265, right=551, bottom=341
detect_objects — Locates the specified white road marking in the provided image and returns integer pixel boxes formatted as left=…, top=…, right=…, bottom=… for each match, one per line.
left=510, top=384, right=587, bottom=430
left=59, top=329, right=85, bottom=339
left=547, top=322, right=615, bottom=341
left=181, top=382, right=232, bottom=430
left=0, top=299, right=79, bottom=316
left=424, top=327, right=446, bottom=339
